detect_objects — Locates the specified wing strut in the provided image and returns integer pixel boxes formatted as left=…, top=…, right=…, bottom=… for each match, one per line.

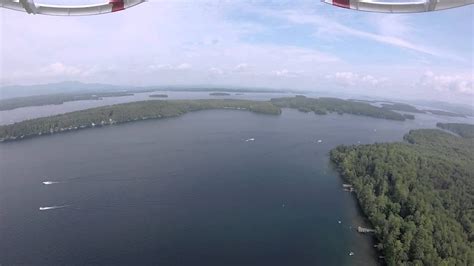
left=19, top=0, right=37, bottom=14
left=322, top=0, right=474, bottom=13
left=1, top=0, right=145, bottom=16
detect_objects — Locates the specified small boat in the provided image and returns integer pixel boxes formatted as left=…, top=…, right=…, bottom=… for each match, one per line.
left=338, top=220, right=342, bottom=224
left=245, top=138, right=255, bottom=142
left=317, top=139, right=322, bottom=143
left=349, top=251, right=355, bottom=256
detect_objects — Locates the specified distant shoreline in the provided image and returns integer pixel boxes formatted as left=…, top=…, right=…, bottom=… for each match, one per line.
left=0, top=96, right=415, bottom=143
left=210, top=92, right=231, bottom=96
left=149, top=94, right=169, bottom=98
left=0, top=87, right=292, bottom=111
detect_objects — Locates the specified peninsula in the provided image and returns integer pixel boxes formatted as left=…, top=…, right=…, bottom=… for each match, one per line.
left=0, top=96, right=413, bottom=142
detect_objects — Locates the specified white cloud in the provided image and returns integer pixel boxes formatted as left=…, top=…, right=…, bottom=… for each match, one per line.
left=234, top=63, right=250, bottom=72
left=149, top=64, right=171, bottom=71
left=0, top=3, right=339, bottom=86
left=370, top=15, right=414, bottom=38
left=271, top=69, right=301, bottom=78
left=2, top=62, right=89, bottom=84
left=41, top=62, right=83, bottom=76
left=209, top=67, right=224, bottom=75
left=326, top=72, right=386, bottom=87
left=175, top=63, right=192, bottom=70
left=418, top=71, right=474, bottom=95
left=148, top=63, right=192, bottom=71
left=265, top=9, right=462, bottom=61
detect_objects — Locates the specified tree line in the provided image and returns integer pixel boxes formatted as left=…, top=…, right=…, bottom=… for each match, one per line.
left=437, top=123, right=474, bottom=138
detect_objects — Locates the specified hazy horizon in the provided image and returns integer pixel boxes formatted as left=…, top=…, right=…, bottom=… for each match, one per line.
left=1, top=80, right=472, bottom=109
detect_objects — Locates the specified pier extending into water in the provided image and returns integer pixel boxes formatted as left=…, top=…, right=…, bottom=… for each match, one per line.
left=342, top=183, right=354, bottom=192
left=357, top=226, right=376, bottom=233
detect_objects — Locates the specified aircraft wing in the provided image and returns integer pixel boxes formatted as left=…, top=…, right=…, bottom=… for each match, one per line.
left=0, top=0, right=145, bottom=16
left=322, top=0, right=474, bottom=13
left=1, top=0, right=25, bottom=12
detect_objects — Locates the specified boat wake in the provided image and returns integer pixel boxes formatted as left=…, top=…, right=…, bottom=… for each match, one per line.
left=42, top=181, right=61, bottom=185
left=39, top=205, right=69, bottom=211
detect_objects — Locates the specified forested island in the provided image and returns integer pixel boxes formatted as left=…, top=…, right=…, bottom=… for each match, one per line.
left=0, top=99, right=280, bottom=142
left=210, top=92, right=231, bottom=96
left=426, top=110, right=466, bottom=118
left=359, top=101, right=465, bottom=118
left=272, top=96, right=407, bottom=121
left=0, top=92, right=133, bottom=111
left=331, top=127, right=474, bottom=265
left=149, top=94, right=168, bottom=98
left=381, top=103, right=425, bottom=114
left=437, top=122, right=474, bottom=138
left=0, top=96, right=418, bottom=142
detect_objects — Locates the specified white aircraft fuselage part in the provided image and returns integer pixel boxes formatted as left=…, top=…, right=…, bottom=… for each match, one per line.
left=322, top=0, right=473, bottom=13
left=0, top=0, right=145, bottom=16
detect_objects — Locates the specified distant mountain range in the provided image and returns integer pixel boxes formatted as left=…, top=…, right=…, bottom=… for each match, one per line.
left=0, top=81, right=130, bottom=99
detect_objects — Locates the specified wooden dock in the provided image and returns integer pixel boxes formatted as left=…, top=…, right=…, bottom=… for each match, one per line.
left=342, top=183, right=355, bottom=192
left=357, top=226, right=375, bottom=233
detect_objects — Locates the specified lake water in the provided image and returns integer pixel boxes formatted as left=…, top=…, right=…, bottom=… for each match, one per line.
left=0, top=108, right=471, bottom=265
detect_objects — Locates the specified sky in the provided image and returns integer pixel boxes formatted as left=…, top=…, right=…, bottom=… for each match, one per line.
left=0, top=0, right=473, bottom=104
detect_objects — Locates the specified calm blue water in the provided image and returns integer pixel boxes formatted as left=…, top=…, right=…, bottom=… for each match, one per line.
left=0, top=108, right=459, bottom=265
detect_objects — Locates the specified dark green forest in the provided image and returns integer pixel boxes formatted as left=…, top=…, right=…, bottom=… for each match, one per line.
left=437, top=123, right=474, bottom=138
left=331, top=129, right=474, bottom=265
left=271, top=96, right=407, bottom=121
